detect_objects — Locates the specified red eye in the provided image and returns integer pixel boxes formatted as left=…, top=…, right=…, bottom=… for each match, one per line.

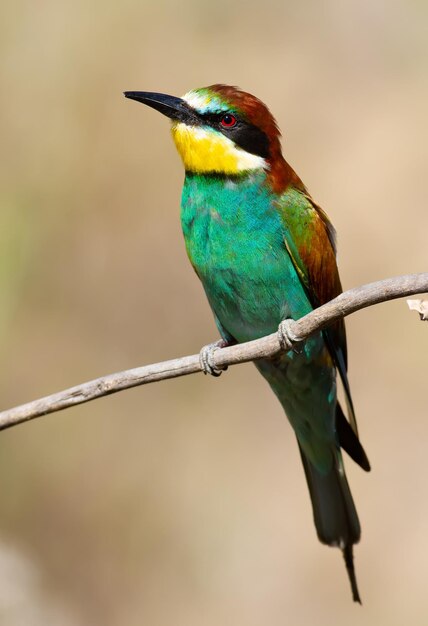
left=220, top=114, right=237, bottom=128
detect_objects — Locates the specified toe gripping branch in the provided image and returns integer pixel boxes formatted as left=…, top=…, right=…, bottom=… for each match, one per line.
left=199, top=319, right=302, bottom=377
left=199, top=340, right=229, bottom=377
left=277, top=319, right=304, bottom=354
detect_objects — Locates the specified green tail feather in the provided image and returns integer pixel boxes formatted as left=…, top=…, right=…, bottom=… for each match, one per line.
left=298, top=443, right=362, bottom=603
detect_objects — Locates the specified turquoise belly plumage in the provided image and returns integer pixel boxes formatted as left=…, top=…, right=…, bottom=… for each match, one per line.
left=182, top=172, right=312, bottom=342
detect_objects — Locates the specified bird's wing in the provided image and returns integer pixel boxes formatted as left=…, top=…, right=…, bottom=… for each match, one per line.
left=277, top=187, right=358, bottom=435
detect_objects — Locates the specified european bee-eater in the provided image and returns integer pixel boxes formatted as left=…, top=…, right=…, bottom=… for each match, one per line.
left=124, top=85, right=370, bottom=603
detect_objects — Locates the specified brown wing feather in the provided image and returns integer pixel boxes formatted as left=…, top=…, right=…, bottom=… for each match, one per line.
left=280, top=190, right=357, bottom=433
left=300, top=196, right=348, bottom=367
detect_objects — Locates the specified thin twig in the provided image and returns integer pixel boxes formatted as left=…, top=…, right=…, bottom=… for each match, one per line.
left=0, top=273, right=427, bottom=432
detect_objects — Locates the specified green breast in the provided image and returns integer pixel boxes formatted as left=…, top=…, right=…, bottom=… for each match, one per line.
left=181, top=172, right=312, bottom=342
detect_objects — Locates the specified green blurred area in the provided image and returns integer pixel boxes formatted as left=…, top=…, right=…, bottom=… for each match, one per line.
left=0, top=0, right=427, bottom=623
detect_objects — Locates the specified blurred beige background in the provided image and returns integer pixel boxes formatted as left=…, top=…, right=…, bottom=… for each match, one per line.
left=0, top=0, right=427, bottom=624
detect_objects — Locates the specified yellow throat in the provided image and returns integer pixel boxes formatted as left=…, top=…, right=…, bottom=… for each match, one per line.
left=171, top=122, right=267, bottom=175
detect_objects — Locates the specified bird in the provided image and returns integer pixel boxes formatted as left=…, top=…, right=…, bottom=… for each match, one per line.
left=124, top=85, right=370, bottom=603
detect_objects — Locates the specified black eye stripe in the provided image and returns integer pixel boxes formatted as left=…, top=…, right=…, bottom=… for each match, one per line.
left=198, top=112, right=270, bottom=159
left=227, top=123, right=270, bottom=159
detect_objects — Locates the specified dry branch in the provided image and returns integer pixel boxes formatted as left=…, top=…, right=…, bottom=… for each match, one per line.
left=0, top=273, right=427, bottom=432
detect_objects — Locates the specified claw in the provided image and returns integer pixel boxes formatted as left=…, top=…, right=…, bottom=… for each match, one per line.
left=199, top=340, right=228, bottom=377
left=277, top=319, right=303, bottom=354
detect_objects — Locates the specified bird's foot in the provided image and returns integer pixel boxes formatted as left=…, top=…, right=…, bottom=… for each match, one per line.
left=277, top=319, right=303, bottom=354
left=199, top=339, right=229, bottom=377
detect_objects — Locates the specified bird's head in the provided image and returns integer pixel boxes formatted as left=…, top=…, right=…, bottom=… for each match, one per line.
left=124, top=85, right=302, bottom=193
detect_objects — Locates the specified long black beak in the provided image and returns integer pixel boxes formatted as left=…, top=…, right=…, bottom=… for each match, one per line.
left=124, top=91, right=195, bottom=124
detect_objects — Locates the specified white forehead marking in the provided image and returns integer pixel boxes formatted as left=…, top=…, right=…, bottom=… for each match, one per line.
left=182, top=90, right=229, bottom=114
